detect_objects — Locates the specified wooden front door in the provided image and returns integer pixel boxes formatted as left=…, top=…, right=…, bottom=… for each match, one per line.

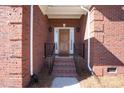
left=59, top=29, right=70, bottom=55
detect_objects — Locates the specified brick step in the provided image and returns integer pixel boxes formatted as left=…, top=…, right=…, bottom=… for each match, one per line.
left=55, top=60, right=73, bottom=62
left=54, top=63, right=75, bottom=66
left=55, top=56, right=73, bottom=59
left=53, top=67, right=76, bottom=71
left=52, top=71, right=77, bottom=77
left=55, top=59, right=74, bottom=62
left=54, top=62, right=75, bottom=66
left=54, top=61, right=74, bottom=63
left=55, top=58, right=73, bottom=61
left=54, top=60, right=74, bottom=62
left=52, top=73, right=77, bottom=77
left=54, top=63, right=74, bottom=65
left=53, top=69, right=76, bottom=73
left=54, top=64, right=75, bottom=67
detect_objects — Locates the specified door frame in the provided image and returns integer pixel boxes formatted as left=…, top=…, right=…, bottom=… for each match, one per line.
left=54, top=27, right=74, bottom=55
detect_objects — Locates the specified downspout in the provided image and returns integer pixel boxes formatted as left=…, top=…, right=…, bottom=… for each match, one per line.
left=29, top=5, right=39, bottom=84
left=80, top=6, right=93, bottom=74
left=30, top=5, right=33, bottom=76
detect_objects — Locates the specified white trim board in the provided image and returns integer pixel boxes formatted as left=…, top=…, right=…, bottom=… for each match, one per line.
left=54, top=27, right=74, bottom=54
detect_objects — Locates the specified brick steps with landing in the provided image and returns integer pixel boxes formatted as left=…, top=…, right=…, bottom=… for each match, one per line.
left=52, top=57, right=77, bottom=77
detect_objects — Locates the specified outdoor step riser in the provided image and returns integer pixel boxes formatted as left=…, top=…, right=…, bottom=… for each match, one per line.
left=53, top=71, right=76, bottom=74
left=54, top=61, right=74, bottom=62
left=53, top=74, right=77, bottom=77
left=55, top=58, right=73, bottom=60
left=52, top=73, right=77, bottom=76
left=54, top=61, right=74, bottom=63
left=55, top=59, right=73, bottom=61
left=54, top=64, right=74, bottom=66
left=55, top=60, right=73, bottom=62
left=54, top=61, right=74, bottom=64
left=54, top=62, right=75, bottom=65
left=53, top=65, right=76, bottom=69
left=53, top=67, right=76, bottom=70
left=53, top=66, right=75, bottom=69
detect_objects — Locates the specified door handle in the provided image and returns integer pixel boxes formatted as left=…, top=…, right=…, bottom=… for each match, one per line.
left=55, top=43, right=57, bottom=50
left=71, top=40, right=72, bottom=50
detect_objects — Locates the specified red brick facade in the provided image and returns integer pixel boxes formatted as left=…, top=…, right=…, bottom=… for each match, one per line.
left=0, top=5, right=124, bottom=87
left=90, top=6, right=124, bottom=76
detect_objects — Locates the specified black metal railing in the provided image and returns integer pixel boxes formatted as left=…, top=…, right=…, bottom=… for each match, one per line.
left=44, top=43, right=55, bottom=74
left=73, top=43, right=85, bottom=76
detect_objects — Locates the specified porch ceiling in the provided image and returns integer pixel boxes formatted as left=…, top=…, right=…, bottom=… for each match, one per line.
left=39, top=5, right=91, bottom=19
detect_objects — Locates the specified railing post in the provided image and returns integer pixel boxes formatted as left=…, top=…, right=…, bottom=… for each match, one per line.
left=44, top=43, right=46, bottom=58
left=44, top=42, right=55, bottom=75
left=83, top=43, right=85, bottom=58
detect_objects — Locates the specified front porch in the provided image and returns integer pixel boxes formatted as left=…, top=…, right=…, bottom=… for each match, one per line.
left=29, top=55, right=91, bottom=88
left=27, top=5, right=124, bottom=87
left=29, top=5, right=91, bottom=87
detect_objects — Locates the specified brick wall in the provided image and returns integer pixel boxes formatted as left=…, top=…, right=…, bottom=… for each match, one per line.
left=33, top=5, right=49, bottom=74
left=22, top=5, right=49, bottom=87
left=0, top=5, right=49, bottom=87
left=22, top=6, right=30, bottom=87
left=90, top=5, right=124, bottom=76
left=0, top=6, right=23, bottom=87
left=80, top=15, right=88, bottom=60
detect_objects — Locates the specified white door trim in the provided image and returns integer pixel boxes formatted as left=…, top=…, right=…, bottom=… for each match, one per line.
left=54, top=27, right=74, bottom=54
left=54, top=28, right=59, bottom=54
left=69, top=28, right=74, bottom=54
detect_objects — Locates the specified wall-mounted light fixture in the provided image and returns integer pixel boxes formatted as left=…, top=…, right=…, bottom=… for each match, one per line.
left=49, top=26, right=53, bottom=32
left=63, top=23, right=66, bottom=27
left=75, top=27, right=80, bottom=32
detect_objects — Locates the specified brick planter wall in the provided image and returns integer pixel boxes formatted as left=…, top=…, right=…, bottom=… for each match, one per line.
left=90, top=5, right=124, bottom=76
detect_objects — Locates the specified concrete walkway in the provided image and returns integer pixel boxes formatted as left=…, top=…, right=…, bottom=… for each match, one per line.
left=51, top=77, right=80, bottom=88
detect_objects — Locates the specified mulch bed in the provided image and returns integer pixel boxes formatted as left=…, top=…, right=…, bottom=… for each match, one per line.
left=28, top=67, right=54, bottom=88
